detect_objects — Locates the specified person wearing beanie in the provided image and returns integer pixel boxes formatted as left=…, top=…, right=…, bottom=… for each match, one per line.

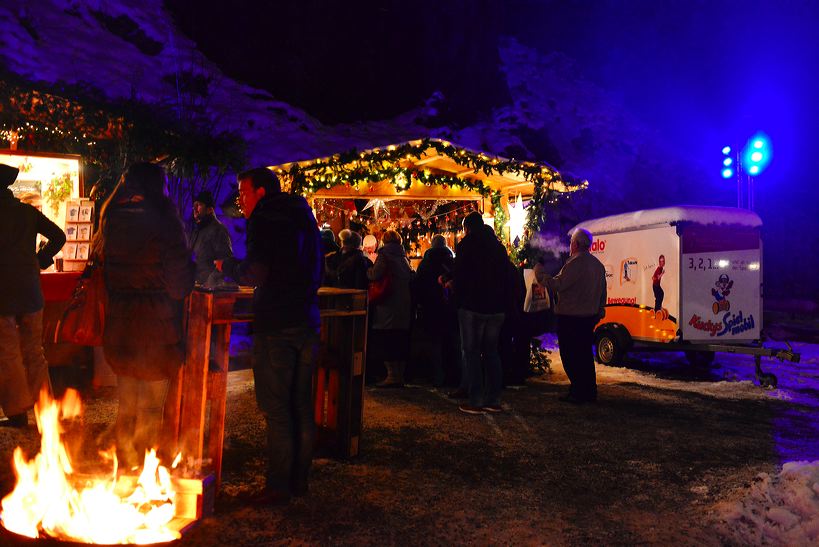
left=190, top=189, right=233, bottom=287
left=0, top=163, right=66, bottom=428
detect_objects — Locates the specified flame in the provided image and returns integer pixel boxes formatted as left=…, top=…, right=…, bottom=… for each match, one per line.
left=0, top=389, right=180, bottom=544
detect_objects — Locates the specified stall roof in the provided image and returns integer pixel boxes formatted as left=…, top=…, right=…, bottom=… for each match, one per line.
left=269, top=138, right=585, bottom=200
left=573, top=206, right=763, bottom=235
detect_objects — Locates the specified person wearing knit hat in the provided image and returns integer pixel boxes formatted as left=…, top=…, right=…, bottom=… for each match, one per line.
left=0, top=163, right=20, bottom=187
left=0, top=163, right=66, bottom=428
left=191, top=189, right=233, bottom=286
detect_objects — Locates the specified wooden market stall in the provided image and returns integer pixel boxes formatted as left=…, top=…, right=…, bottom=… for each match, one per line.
left=269, top=138, right=586, bottom=265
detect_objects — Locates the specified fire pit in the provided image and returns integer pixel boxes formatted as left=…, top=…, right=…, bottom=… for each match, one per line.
left=0, top=389, right=213, bottom=545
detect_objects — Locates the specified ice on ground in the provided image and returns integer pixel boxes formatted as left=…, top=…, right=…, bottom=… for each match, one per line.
left=713, top=461, right=819, bottom=545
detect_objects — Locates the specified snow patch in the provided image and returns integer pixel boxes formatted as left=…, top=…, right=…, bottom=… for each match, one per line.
left=715, top=461, right=819, bottom=545
left=573, top=205, right=762, bottom=235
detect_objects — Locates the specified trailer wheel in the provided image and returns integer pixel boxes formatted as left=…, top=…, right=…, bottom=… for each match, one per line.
left=595, top=330, right=626, bottom=365
left=685, top=350, right=716, bottom=367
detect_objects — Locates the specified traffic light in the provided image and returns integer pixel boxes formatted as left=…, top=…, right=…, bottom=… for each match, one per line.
left=721, top=145, right=734, bottom=179
left=741, top=132, right=772, bottom=176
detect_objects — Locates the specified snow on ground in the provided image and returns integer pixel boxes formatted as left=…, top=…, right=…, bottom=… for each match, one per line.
left=712, top=461, right=819, bottom=545
left=539, top=332, right=819, bottom=545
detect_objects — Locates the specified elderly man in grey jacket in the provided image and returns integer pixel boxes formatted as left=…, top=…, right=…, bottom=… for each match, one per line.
left=543, top=228, right=606, bottom=404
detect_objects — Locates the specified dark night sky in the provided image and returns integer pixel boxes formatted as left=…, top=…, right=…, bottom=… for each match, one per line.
left=166, top=0, right=819, bottom=298
left=167, top=0, right=818, bottom=188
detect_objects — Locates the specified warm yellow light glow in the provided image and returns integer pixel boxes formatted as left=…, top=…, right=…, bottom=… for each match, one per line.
left=0, top=390, right=180, bottom=544
left=506, top=193, right=527, bottom=244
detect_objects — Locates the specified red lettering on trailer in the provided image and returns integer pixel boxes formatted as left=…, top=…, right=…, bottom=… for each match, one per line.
left=591, top=240, right=606, bottom=253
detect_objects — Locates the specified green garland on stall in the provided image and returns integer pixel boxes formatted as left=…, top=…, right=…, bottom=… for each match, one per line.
left=491, top=191, right=506, bottom=237
left=276, top=138, right=586, bottom=252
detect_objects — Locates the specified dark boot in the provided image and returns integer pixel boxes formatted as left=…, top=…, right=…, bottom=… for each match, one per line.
left=377, top=362, right=405, bottom=388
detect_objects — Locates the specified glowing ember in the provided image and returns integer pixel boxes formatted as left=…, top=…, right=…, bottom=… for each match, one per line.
left=0, top=389, right=180, bottom=544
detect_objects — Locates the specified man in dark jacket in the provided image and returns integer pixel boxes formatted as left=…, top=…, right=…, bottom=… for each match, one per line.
left=415, top=235, right=458, bottom=387
left=451, top=212, right=510, bottom=414
left=218, top=167, right=322, bottom=505
left=0, top=163, right=65, bottom=427
left=190, top=190, right=233, bottom=287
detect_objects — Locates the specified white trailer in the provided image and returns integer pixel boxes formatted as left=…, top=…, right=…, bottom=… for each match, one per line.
left=572, top=206, right=799, bottom=387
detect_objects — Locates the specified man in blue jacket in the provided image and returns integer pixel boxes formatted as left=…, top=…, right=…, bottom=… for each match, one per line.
left=218, top=167, right=322, bottom=505
left=0, top=163, right=65, bottom=427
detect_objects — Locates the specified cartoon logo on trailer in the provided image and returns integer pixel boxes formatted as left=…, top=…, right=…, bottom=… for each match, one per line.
left=711, top=274, right=733, bottom=314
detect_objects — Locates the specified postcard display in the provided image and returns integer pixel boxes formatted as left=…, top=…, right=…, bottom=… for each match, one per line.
left=62, top=200, right=94, bottom=270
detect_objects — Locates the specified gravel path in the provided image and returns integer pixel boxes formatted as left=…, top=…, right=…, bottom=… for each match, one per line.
left=1, top=352, right=809, bottom=546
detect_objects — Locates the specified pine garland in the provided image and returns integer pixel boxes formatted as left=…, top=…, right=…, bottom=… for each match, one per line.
left=277, top=138, right=586, bottom=259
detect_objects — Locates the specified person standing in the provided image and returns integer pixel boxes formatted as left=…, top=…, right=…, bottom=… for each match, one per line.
left=323, top=228, right=351, bottom=286
left=367, top=230, right=413, bottom=387
left=96, top=163, right=194, bottom=466
left=190, top=190, right=233, bottom=287
left=362, top=234, right=378, bottom=263
left=415, top=234, right=458, bottom=387
left=543, top=228, right=606, bottom=404
left=218, top=167, right=322, bottom=505
left=335, top=231, right=373, bottom=290
left=0, top=164, right=65, bottom=427
left=451, top=212, right=510, bottom=414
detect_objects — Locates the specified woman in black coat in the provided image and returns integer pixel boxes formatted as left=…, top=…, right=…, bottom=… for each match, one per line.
left=414, top=235, right=458, bottom=387
left=95, top=163, right=194, bottom=467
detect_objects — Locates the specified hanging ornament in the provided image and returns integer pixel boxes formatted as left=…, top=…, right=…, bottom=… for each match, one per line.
left=362, top=198, right=392, bottom=223
left=506, top=193, right=527, bottom=245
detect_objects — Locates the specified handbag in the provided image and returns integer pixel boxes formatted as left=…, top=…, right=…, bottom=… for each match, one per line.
left=368, top=263, right=392, bottom=305
left=55, top=258, right=107, bottom=346
left=523, top=268, right=551, bottom=313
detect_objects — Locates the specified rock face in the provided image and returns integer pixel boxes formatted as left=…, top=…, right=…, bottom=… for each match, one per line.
left=165, top=0, right=512, bottom=125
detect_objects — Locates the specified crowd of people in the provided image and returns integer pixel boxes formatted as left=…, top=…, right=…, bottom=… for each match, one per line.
left=319, top=210, right=607, bottom=411
left=0, top=161, right=606, bottom=507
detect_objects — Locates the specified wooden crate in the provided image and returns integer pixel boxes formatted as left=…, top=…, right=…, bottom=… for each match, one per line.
left=315, top=288, right=368, bottom=458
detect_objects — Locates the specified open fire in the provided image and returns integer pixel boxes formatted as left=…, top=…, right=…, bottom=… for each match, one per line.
left=0, top=389, right=181, bottom=544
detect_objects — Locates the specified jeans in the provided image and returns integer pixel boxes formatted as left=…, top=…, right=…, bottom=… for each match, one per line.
left=115, top=375, right=169, bottom=468
left=253, top=327, right=320, bottom=492
left=458, top=309, right=505, bottom=407
left=556, top=315, right=599, bottom=401
left=0, top=310, right=50, bottom=416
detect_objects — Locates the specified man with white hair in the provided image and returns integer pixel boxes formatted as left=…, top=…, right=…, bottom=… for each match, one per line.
left=543, top=228, right=606, bottom=404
